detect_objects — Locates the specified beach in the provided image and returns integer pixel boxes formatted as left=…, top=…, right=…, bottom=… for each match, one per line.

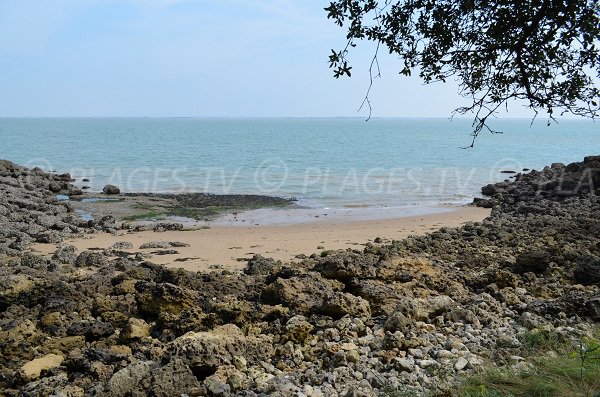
left=32, top=206, right=490, bottom=270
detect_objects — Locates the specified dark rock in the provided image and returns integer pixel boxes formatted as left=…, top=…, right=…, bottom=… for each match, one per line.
left=35, top=231, right=62, bottom=244
left=48, top=181, right=62, bottom=192
left=513, top=250, right=551, bottom=274
left=67, top=320, right=114, bottom=340
left=75, top=251, right=108, bottom=267
left=151, top=249, right=179, bottom=255
left=98, top=215, right=116, bottom=228
left=52, top=245, right=78, bottom=264
left=314, top=252, right=379, bottom=281
left=153, top=223, right=184, bottom=232
left=110, top=241, right=133, bottom=250
left=135, top=281, right=198, bottom=316
left=103, top=184, right=120, bottom=195
left=140, top=241, right=190, bottom=249
left=245, top=255, right=282, bottom=276
left=586, top=296, right=600, bottom=320
left=68, top=188, right=84, bottom=196
left=574, top=257, right=600, bottom=285
left=473, top=197, right=494, bottom=208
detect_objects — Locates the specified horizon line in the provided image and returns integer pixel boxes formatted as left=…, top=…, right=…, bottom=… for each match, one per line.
left=0, top=115, right=591, bottom=121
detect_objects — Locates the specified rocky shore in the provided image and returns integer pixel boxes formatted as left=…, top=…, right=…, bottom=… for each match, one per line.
left=1, top=158, right=599, bottom=396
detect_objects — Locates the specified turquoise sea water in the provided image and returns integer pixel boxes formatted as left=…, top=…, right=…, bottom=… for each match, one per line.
left=1, top=118, right=599, bottom=208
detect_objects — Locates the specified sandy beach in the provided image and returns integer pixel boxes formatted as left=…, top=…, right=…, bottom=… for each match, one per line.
left=33, top=206, right=490, bottom=270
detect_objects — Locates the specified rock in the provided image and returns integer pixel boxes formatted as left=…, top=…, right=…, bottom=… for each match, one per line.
left=586, top=296, right=600, bottom=320
left=110, top=241, right=134, bottom=250
left=20, top=354, right=64, bottom=381
left=346, top=350, right=360, bottom=364
left=74, top=250, right=108, bottom=267
left=519, top=312, right=545, bottom=329
left=139, top=241, right=190, bottom=249
left=98, top=215, right=116, bottom=228
left=262, top=272, right=345, bottom=314
left=103, top=184, right=120, bottom=195
left=153, top=222, right=184, bottom=232
left=394, top=357, right=414, bottom=372
left=166, top=324, right=274, bottom=369
left=418, top=359, right=438, bottom=369
left=0, top=274, right=39, bottom=308
left=108, top=361, right=157, bottom=397
left=313, top=252, right=379, bottom=281
left=473, top=197, right=494, bottom=208
left=151, top=249, right=179, bottom=255
left=205, top=377, right=231, bottom=396
left=284, top=315, right=314, bottom=343
left=320, top=292, right=371, bottom=318
left=137, top=359, right=199, bottom=397
left=66, top=320, right=114, bottom=340
left=121, top=317, right=151, bottom=340
left=384, top=311, right=411, bottom=333
left=135, top=281, right=198, bottom=316
left=513, top=250, right=551, bottom=274
left=454, top=357, right=469, bottom=371
left=43, top=336, right=85, bottom=354
left=36, top=231, right=62, bottom=244
left=48, top=181, right=62, bottom=192
left=574, top=257, right=600, bottom=285
left=52, top=245, right=78, bottom=264
left=245, top=255, right=282, bottom=276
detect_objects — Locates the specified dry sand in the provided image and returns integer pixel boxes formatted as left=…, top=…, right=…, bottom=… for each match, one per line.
left=33, top=206, right=490, bottom=271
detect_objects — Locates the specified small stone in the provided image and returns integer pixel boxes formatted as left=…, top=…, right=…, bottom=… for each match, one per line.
left=233, top=356, right=247, bottom=372
left=418, top=359, right=438, bottom=369
left=454, top=357, right=469, bottom=371
left=394, top=357, right=414, bottom=372
left=346, top=350, right=360, bottom=363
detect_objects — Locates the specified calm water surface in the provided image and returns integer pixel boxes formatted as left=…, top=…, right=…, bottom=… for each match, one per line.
left=1, top=118, right=599, bottom=208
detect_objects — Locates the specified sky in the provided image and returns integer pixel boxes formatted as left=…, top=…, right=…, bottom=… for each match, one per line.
left=0, top=0, right=535, bottom=118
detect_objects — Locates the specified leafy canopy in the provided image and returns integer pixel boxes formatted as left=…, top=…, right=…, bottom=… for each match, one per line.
left=326, top=0, right=600, bottom=146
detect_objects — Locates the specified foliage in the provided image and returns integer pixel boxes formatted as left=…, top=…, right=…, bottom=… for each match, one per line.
left=456, top=333, right=600, bottom=397
left=326, top=0, right=600, bottom=146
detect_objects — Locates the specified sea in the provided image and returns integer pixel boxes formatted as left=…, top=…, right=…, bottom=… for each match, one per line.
left=1, top=117, right=599, bottom=210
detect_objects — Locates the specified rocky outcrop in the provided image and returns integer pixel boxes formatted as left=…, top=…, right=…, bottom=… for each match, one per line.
left=0, top=161, right=86, bottom=255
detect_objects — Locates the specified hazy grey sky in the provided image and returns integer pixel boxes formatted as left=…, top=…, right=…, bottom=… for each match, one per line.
left=1, top=0, right=535, bottom=118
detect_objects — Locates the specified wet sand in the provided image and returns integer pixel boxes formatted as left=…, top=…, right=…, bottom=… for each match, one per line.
left=33, top=206, right=490, bottom=271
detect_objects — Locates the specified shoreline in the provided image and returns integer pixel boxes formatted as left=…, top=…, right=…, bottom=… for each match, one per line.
left=32, top=205, right=490, bottom=270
